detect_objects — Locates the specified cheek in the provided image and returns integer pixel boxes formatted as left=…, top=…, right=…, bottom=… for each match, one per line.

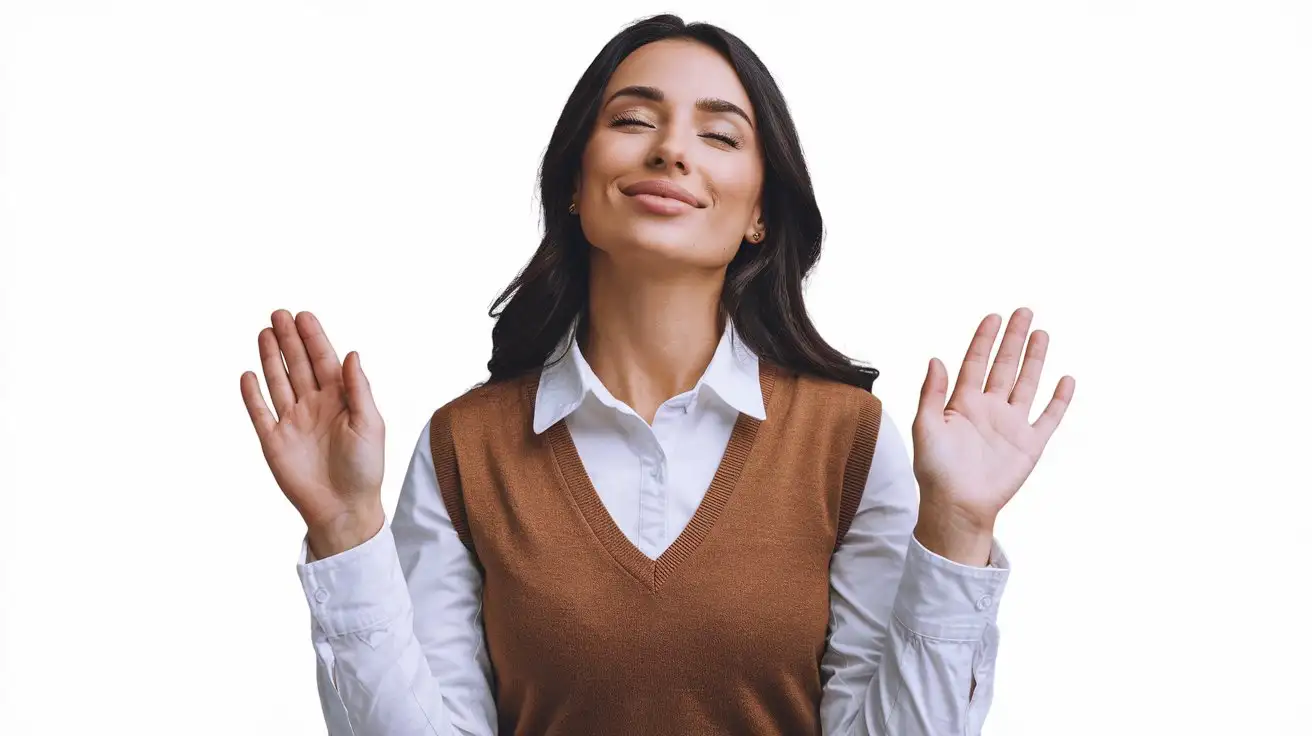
left=580, top=134, right=643, bottom=192
left=578, top=142, right=604, bottom=194
left=709, top=163, right=763, bottom=219
left=579, top=135, right=615, bottom=189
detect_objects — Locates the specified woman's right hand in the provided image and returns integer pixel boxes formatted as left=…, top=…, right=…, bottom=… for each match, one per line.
left=240, top=309, right=386, bottom=559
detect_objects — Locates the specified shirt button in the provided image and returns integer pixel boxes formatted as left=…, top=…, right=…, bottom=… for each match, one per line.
left=975, top=594, right=993, bottom=611
left=314, top=588, right=329, bottom=604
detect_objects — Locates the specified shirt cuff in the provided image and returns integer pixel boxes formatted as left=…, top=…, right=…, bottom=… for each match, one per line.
left=295, top=523, right=410, bottom=638
left=892, top=535, right=1011, bottom=641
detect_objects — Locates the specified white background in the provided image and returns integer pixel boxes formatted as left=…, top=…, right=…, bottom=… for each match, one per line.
left=2, top=1, right=1308, bottom=734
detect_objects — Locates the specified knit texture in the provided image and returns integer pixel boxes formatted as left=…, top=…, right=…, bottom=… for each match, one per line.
left=429, top=362, right=882, bottom=735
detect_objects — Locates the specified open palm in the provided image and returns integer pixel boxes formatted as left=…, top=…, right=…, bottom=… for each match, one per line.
left=911, top=308, right=1075, bottom=528
left=239, top=310, right=385, bottom=534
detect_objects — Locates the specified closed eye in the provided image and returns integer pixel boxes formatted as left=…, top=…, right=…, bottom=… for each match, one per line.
left=702, top=131, right=743, bottom=149
left=609, top=114, right=653, bottom=129
left=607, top=115, right=744, bottom=150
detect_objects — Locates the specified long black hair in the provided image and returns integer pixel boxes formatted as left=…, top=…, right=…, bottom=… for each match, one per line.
left=486, top=13, right=878, bottom=392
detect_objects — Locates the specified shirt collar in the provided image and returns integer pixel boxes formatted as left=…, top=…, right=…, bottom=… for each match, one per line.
left=532, top=318, right=767, bottom=434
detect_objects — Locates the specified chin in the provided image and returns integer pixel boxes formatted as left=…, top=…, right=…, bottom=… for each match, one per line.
left=587, top=209, right=739, bottom=266
left=601, top=230, right=734, bottom=271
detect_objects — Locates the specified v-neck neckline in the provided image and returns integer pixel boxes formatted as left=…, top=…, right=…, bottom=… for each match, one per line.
left=530, top=363, right=778, bottom=593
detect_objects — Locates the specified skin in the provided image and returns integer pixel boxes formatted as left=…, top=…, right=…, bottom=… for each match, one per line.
left=240, top=39, right=1076, bottom=575
left=574, top=39, right=767, bottom=423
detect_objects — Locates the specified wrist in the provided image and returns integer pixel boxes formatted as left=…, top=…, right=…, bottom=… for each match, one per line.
left=914, top=502, right=995, bottom=567
left=307, top=504, right=385, bottom=560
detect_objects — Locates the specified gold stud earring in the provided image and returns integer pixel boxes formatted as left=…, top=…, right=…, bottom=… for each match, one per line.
left=568, top=202, right=578, bottom=215
left=751, top=231, right=763, bottom=242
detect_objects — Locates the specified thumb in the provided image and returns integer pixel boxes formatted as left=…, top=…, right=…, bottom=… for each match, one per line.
left=916, top=357, right=947, bottom=427
left=342, top=351, right=379, bottom=424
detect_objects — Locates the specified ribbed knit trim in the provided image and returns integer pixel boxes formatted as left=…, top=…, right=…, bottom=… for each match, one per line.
left=533, top=363, right=778, bottom=593
left=834, top=394, right=882, bottom=550
left=429, top=408, right=474, bottom=552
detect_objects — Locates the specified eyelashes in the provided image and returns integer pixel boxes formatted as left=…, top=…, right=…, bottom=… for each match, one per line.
left=607, top=113, right=744, bottom=150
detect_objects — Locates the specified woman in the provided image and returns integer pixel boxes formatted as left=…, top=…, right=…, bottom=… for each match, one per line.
left=240, top=14, right=1074, bottom=736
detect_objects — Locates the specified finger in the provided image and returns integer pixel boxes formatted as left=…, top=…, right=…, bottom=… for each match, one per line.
left=240, top=371, right=278, bottom=442
left=1031, top=375, right=1076, bottom=444
left=984, top=307, right=1034, bottom=395
left=951, top=313, right=1002, bottom=405
left=342, top=351, right=379, bottom=426
left=258, top=327, right=295, bottom=419
left=296, top=311, right=343, bottom=390
left=272, top=309, right=318, bottom=400
left=916, top=357, right=948, bottom=426
left=1009, top=329, right=1049, bottom=411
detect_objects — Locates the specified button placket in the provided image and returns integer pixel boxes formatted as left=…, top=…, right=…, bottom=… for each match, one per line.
left=633, top=419, right=668, bottom=558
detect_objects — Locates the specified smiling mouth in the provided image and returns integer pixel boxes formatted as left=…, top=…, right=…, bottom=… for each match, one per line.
left=625, top=192, right=699, bottom=216
left=620, top=180, right=705, bottom=208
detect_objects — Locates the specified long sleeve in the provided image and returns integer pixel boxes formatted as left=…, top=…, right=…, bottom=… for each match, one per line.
left=295, top=418, right=498, bottom=736
left=819, top=413, right=1011, bottom=735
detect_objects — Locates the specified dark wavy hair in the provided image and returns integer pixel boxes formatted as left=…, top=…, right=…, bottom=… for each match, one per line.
left=486, top=13, right=878, bottom=391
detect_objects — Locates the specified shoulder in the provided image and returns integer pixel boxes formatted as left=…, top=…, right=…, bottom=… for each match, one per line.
left=797, top=370, right=881, bottom=405
left=429, top=372, right=539, bottom=439
left=762, top=365, right=885, bottom=474
left=432, top=372, right=536, bottom=417
left=772, top=364, right=883, bottom=425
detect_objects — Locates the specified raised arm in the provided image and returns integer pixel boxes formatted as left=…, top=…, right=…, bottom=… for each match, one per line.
left=241, top=309, right=496, bottom=734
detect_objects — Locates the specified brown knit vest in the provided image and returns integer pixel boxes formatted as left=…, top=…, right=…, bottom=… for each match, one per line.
left=429, top=363, right=882, bottom=735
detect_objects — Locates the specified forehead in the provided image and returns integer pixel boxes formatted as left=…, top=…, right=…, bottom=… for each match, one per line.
left=605, top=39, right=753, bottom=112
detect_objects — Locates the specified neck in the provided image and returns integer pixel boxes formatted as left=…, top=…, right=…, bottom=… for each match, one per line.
left=582, top=250, right=725, bottom=424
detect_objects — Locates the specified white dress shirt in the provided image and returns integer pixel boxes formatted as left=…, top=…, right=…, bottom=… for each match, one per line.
left=296, top=324, right=1011, bottom=735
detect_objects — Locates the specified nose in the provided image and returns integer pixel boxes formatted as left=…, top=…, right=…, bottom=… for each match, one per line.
left=645, top=129, right=689, bottom=174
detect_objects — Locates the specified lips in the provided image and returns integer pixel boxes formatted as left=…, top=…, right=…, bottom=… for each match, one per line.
left=620, top=179, right=704, bottom=208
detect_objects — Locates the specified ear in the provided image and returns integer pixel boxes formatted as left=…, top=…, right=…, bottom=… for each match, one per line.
left=744, top=203, right=765, bottom=244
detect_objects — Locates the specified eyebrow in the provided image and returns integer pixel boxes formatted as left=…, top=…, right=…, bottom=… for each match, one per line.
left=605, top=85, right=754, bottom=128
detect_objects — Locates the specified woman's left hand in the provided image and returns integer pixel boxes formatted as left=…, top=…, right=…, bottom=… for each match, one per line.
left=910, top=308, right=1075, bottom=563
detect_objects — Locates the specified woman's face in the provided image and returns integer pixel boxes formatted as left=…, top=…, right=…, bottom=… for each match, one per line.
left=576, top=39, right=765, bottom=271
